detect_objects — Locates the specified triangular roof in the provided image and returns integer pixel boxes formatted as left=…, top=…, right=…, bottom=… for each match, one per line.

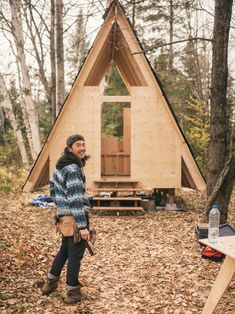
left=23, top=0, right=205, bottom=192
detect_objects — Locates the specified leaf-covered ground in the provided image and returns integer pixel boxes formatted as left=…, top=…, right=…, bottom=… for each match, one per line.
left=0, top=190, right=235, bottom=314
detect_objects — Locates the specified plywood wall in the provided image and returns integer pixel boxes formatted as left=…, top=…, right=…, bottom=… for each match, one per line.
left=123, top=108, right=131, bottom=154
left=48, top=86, right=101, bottom=188
left=130, top=87, right=181, bottom=189
left=47, top=84, right=190, bottom=190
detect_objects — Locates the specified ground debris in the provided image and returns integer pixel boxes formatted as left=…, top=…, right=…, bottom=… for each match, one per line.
left=0, top=190, right=235, bottom=313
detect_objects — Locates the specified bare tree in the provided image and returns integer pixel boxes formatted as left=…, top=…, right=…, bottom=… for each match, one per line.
left=168, top=0, right=174, bottom=72
left=0, top=72, right=29, bottom=166
left=55, top=0, right=65, bottom=115
left=9, top=0, right=41, bottom=159
left=206, top=0, right=234, bottom=223
left=183, top=1, right=205, bottom=101
left=67, top=8, right=90, bottom=81
left=0, top=0, right=99, bottom=164
left=22, top=0, right=57, bottom=122
left=106, top=0, right=112, bottom=8
left=51, top=0, right=57, bottom=121
left=23, top=1, right=51, bottom=105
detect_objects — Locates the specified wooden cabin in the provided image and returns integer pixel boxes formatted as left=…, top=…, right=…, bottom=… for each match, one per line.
left=23, top=0, right=206, bottom=213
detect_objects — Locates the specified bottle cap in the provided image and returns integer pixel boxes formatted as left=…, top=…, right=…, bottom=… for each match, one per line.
left=212, top=204, right=217, bottom=208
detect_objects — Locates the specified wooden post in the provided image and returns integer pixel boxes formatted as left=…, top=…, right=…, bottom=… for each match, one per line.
left=169, top=189, right=175, bottom=206
left=202, top=256, right=235, bottom=314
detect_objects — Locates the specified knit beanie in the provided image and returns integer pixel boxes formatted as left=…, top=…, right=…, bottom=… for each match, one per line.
left=66, top=134, right=85, bottom=147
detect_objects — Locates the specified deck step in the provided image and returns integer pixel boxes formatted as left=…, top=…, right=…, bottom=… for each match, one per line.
left=93, top=197, right=142, bottom=201
left=94, top=180, right=139, bottom=183
left=92, top=188, right=141, bottom=192
left=92, top=206, right=145, bottom=211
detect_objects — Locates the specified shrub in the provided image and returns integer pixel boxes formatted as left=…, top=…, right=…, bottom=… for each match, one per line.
left=0, top=167, right=26, bottom=195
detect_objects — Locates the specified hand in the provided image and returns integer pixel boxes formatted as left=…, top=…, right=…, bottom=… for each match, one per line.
left=80, top=228, right=90, bottom=241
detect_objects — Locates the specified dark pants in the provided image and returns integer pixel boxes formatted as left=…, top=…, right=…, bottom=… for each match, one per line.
left=49, top=236, right=86, bottom=287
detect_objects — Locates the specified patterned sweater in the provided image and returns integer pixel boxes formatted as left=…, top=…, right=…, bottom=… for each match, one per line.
left=49, top=164, right=90, bottom=228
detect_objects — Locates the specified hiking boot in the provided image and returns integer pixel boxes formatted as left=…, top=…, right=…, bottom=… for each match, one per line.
left=64, top=287, right=82, bottom=304
left=41, top=277, right=59, bottom=296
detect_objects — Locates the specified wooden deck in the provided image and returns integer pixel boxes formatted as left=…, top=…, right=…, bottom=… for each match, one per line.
left=91, top=179, right=145, bottom=216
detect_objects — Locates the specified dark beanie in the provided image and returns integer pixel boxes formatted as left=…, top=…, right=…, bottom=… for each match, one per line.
left=66, top=134, right=85, bottom=147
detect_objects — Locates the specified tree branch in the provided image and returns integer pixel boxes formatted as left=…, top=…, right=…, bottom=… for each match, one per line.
left=132, top=37, right=213, bottom=55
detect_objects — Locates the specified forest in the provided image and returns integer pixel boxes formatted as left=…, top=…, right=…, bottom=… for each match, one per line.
left=0, top=0, right=234, bottom=219
left=0, top=0, right=234, bottom=217
left=0, top=0, right=235, bottom=313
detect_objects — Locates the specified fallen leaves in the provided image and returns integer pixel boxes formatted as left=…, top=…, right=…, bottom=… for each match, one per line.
left=0, top=190, right=235, bottom=313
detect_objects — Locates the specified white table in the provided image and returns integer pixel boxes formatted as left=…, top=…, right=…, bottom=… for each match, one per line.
left=199, top=236, right=235, bottom=314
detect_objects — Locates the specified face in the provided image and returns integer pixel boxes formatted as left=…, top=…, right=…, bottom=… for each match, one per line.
left=68, top=140, right=86, bottom=159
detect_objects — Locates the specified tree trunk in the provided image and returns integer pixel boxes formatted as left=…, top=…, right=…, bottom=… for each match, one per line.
left=106, top=0, right=112, bottom=8
left=0, top=106, right=5, bottom=141
left=24, top=3, right=51, bottom=105
left=168, top=0, right=174, bottom=72
left=0, top=72, right=29, bottom=166
left=9, top=0, right=41, bottom=159
left=184, top=2, right=204, bottom=100
left=55, top=0, right=65, bottom=115
left=50, top=0, right=56, bottom=122
left=206, top=0, right=234, bottom=223
left=16, top=61, right=34, bottom=160
left=132, top=1, right=136, bottom=28
left=206, top=124, right=235, bottom=222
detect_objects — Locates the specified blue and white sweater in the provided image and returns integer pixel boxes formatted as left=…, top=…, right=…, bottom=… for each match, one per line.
left=49, top=164, right=89, bottom=228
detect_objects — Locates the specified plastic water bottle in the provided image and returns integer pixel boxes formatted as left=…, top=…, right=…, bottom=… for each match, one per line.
left=208, top=204, right=220, bottom=244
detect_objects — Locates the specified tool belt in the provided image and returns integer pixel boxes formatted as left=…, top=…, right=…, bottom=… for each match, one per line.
left=55, top=215, right=77, bottom=237
left=54, top=215, right=97, bottom=255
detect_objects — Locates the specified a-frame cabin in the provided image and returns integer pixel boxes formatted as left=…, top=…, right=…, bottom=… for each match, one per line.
left=23, top=0, right=206, bottom=212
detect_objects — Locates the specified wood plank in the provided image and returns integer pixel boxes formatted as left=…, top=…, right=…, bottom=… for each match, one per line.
left=101, top=153, right=130, bottom=156
left=23, top=145, right=49, bottom=192
left=182, top=143, right=206, bottom=190
left=101, top=95, right=131, bottom=102
left=94, top=180, right=138, bottom=183
left=199, top=236, right=235, bottom=259
left=92, top=206, right=144, bottom=211
left=101, top=137, right=119, bottom=154
left=93, top=197, right=142, bottom=201
left=101, top=153, right=130, bottom=176
left=83, top=16, right=114, bottom=86
left=202, top=256, right=235, bottom=314
left=124, top=108, right=131, bottom=154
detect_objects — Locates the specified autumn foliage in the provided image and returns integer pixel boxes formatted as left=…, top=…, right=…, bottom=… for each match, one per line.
left=1, top=190, right=235, bottom=313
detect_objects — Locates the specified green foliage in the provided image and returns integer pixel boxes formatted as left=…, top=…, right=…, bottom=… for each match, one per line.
left=102, top=65, right=130, bottom=138
left=0, top=129, right=23, bottom=167
left=0, top=167, right=26, bottom=195
left=101, top=103, right=130, bottom=138
left=183, top=96, right=210, bottom=174
left=104, top=65, right=129, bottom=96
left=38, top=100, right=53, bottom=142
